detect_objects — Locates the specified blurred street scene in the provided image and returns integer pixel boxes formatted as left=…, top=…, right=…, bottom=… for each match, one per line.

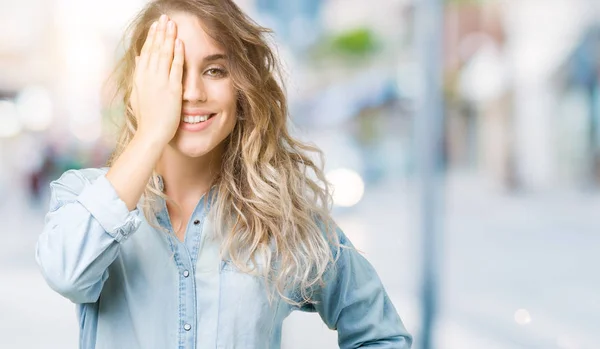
left=1, top=0, right=600, bottom=348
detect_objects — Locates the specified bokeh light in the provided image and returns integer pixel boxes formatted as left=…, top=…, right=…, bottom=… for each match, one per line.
left=514, top=308, right=532, bottom=325
left=0, top=100, right=22, bottom=138
left=326, top=168, right=365, bottom=207
left=16, top=86, right=54, bottom=132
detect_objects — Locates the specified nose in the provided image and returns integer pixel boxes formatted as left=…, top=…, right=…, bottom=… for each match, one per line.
left=182, top=69, right=207, bottom=103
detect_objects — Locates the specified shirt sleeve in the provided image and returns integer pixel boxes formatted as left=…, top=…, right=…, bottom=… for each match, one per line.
left=35, top=169, right=142, bottom=304
left=302, top=226, right=413, bottom=348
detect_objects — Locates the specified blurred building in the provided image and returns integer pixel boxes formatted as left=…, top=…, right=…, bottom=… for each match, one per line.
left=442, top=0, right=600, bottom=192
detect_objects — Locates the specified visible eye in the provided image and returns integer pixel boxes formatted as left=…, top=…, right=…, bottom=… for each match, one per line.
left=205, top=67, right=227, bottom=78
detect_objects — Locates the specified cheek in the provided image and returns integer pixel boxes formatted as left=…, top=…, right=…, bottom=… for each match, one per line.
left=219, top=106, right=238, bottom=135
left=207, top=81, right=237, bottom=111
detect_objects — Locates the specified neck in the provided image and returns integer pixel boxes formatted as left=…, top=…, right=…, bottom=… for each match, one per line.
left=156, top=145, right=223, bottom=203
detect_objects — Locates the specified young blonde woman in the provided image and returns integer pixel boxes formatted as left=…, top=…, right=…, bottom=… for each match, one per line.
left=36, top=0, right=412, bottom=348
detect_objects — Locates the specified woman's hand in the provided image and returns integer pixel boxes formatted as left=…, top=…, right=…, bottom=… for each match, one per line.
left=131, top=14, right=185, bottom=145
left=106, top=14, right=185, bottom=210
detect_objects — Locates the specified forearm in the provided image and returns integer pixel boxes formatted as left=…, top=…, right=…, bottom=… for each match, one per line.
left=106, top=134, right=166, bottom=210
left=314, top=228, right=412, bottom=348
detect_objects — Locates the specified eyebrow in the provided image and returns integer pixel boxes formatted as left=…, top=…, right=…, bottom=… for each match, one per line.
left=203, top=54, right=227, bottom=63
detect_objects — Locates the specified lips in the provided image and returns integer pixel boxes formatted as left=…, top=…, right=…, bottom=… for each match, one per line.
left=178, top=112, right=217, bottom=132
left=182, top=113, right=216, bottom=124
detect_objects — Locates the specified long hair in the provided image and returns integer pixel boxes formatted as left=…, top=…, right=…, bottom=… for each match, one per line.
left=105, top=0, right=339, bottom=305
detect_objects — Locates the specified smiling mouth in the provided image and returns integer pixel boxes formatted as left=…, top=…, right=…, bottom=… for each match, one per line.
left=182, top=113, right=217, bottom=124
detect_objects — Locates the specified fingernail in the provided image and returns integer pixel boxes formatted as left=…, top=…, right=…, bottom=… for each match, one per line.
left=150, top=22, right=158, bottom=31
left=160, top=14, right=168, bottom=22
left=168, top=21, right=174, bottom=32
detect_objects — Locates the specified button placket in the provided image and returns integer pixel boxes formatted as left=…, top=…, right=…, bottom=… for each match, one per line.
left=181, top=218, right=197, bottom=280
left=180, top=216, right=201, bottom=341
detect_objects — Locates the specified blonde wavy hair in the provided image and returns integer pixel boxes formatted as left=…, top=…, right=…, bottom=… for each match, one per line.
left=105, top=0, right=340, bottom=305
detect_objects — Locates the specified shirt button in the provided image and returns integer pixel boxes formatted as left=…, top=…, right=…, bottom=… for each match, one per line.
left=184, top=323, right=191, bottom=331
left=193, top=219, right=200, bottom=225
left=183, top=270, right=190, bottom=278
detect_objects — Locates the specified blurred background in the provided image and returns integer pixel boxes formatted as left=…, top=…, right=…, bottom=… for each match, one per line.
left=1, top=0, right=599, bottom=348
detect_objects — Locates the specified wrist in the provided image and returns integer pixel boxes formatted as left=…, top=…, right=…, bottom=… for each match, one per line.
left=132, top=132, right=169, bottom=153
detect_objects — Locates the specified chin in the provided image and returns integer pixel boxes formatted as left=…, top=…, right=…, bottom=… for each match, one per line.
left=175, top=141, right=214, bottom=158
left=168, top=119, right=235, bottom=159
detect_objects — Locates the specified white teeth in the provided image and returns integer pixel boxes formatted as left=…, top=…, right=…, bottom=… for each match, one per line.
left=183, top=114, right=211, bottom=124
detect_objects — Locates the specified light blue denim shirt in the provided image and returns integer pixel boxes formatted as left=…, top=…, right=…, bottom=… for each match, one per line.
left=35, top=168, right=412, bottom=349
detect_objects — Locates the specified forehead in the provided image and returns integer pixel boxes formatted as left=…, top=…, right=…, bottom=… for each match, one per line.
left=168, top=12, right=224, bottom=60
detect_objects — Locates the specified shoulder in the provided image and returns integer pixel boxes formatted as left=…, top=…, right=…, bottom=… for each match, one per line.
left=49, top=167, right=109, bottom=201
left=52, top=167, right=108, bottom=184
left=315, top=217, right=352, bottom=251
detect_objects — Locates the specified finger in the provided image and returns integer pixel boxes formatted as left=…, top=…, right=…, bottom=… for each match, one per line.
left=158, top=20, right=177, bottom=74
left=139, top=22, right=157, bottom=68
left=169, top=38, right=184, bottom=86
left=149, top=14, right=169, bottom=70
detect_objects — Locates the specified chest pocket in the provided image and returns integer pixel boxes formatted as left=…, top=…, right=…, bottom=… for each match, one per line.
left=216, top=260, right=281, bottom=348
